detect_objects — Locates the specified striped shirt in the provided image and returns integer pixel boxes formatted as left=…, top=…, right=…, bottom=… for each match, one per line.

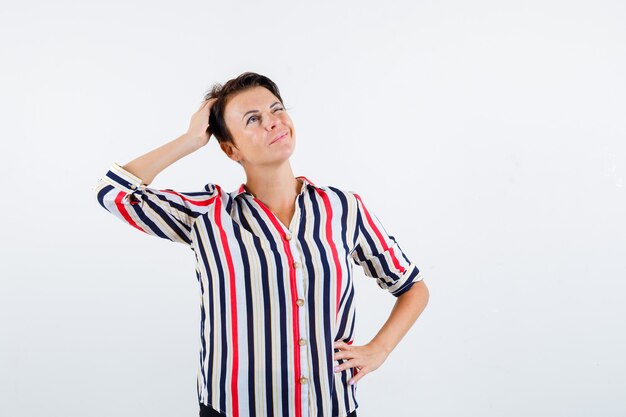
left=93, top=162, right=423, bottom=417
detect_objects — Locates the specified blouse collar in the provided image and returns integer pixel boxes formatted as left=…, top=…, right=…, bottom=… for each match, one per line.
left=232, top=175, right=318, bottom=199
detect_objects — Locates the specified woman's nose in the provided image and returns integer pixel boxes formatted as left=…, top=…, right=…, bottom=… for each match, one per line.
left=263, top=111, right=281, bottom=130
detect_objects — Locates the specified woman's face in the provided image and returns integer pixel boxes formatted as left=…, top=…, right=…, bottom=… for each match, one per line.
left=221, top=86, right=296, bottom=167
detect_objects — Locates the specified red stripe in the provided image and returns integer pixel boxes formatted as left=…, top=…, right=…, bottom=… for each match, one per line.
left=114, top=191, right=148, bottom=234
left=316, top=189, right=342, bottom=320
left=159, top=189, right=218, bottom=206
left=252, top=197, right=302, bottom=417
left=353, top=193, right=405, bottom=274
left=214, top=187, right=240, bottom=417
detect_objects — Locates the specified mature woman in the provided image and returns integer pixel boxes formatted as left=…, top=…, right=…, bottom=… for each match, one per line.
left=93, top=72, right=429, bottom=417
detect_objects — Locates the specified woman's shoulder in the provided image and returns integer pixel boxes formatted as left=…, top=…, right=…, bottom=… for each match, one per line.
left=314, top=182, right=361, bottom=204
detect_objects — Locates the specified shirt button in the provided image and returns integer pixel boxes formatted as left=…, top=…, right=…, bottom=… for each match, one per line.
left=130, top=184, right=137, bottom=190
left=293, top=261, right=301, bottom=268
left=299, top=376, right=308, bottom=384
left=298, top=338, right=307, bottom=346
left=285, top=233, right=292, bottom=240
left=296, top=298, right=305, bottom=307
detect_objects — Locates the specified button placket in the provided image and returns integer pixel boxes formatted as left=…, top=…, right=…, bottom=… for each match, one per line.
left=293, top=245, right=311, bottom=414
left=284, top=193, right=311, bottom=415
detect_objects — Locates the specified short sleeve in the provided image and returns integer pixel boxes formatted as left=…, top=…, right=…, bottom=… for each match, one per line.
left=350, top=191, right=423, bottom=297
left=92, top=162, right=219, bottom=246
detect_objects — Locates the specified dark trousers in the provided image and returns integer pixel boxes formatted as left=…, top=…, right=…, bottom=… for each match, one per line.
left=199, top=402, right=357, bottom=416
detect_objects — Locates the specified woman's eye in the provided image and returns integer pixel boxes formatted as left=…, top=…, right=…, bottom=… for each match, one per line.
left=247, top=108, right=283, bottom=125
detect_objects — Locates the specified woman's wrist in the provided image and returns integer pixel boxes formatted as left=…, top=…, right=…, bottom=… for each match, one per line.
left=178, top=132, right=205, bottom=153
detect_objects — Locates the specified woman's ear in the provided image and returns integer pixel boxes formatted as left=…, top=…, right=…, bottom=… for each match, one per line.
left=220, top=141, right=241, bottom=163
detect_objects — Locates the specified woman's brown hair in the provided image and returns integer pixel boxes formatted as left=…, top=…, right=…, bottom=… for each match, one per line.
left=203, top=72, right=286, bottom=145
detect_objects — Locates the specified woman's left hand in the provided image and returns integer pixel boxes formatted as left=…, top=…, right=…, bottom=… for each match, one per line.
left=333, top=340, right=390, bottom=385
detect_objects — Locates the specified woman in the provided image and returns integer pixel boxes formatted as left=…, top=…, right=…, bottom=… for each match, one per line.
left=93, top=72, right=429, bottom=417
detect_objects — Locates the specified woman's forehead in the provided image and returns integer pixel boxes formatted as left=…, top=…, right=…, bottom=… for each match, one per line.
left=225, top=87, right=280, bottom=118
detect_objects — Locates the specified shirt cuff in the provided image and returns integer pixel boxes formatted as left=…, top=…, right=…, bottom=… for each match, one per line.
left=101, top=162, right=144, bottom=194
left=388, top=263, right=422, bottom=297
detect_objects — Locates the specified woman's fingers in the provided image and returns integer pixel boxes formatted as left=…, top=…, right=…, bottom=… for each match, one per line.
left=334, top=340, right=350, bottom=349
left=197, top=97, right=216, bottom=112
left=334, top=358, right=366, bottom=385
left=198, top=98, right=210, bottom=111
left=186, top=98, right=219, bottom=145
left=349, top=367, right=368, bottom=385
left=332, top=342, right=389, bottom=386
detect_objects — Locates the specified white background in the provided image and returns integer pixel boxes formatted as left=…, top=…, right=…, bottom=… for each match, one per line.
left=1, top=1, right=625, bottom=416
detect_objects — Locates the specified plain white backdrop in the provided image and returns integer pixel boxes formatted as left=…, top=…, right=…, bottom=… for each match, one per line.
left=1, top=1, right=625, bottom=416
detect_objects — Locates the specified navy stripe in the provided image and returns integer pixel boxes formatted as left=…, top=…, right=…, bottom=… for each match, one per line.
left=146, top=188, right=197, bottom=219
left=105, top=170, right=135, bottom=190
left=236, top=200, right=275, bottom=417
left=95, top=184, right=113, bottom=211
left=195, top=221, right=214, bottom=405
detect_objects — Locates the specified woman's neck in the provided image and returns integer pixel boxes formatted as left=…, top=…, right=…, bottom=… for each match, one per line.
left=243, top=163, right=302, bottom=209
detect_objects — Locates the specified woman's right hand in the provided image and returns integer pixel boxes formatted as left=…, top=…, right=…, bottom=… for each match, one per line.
left=186, top=98, right=218, bottom=148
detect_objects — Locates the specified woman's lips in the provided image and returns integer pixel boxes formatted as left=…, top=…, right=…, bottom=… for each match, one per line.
left=271, top=132, right=288, bottom=144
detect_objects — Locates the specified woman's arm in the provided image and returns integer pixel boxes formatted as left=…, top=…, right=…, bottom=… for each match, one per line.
left=336, top=191, right=430, bottom=385
left=92, top=98, right=219, bottom=245
left=121, top=98, right=216, bottom=185
left=369, top=280, right=429, bottom=354
left=333, top=280, right=429, bottom=385
left=122, top=132, right=203, bottom=186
